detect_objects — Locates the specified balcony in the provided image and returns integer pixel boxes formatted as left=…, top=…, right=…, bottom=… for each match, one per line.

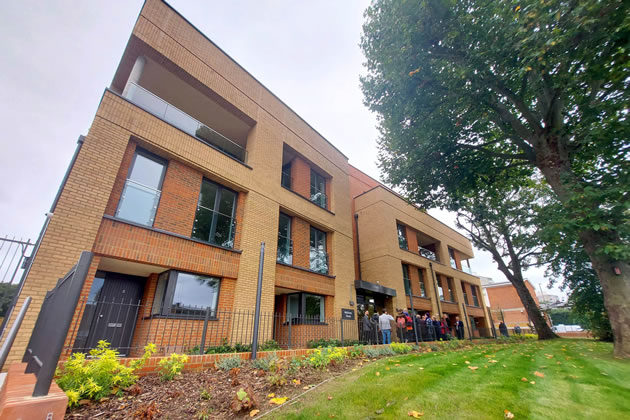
left=418, top=246, right=439, bottom=262
left=125, top=82, right=247, bottom=163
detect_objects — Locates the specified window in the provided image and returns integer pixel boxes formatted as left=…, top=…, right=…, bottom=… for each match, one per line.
left=286, top=293, right=325, bottom=323
left=191, top=179, right=237, bottom=248
left=402, top=264, right=411, bottom=295
left=471, top=285, right=480, bottom=307
left=152, top=271, right=220, bottom=317
left=418, top=268, right=427, bottom=298
left=277, top=213, right=293, bottom=264
left=437, top=277, right=445, bottom=301
left=463, top=283, right=470, bottom=305
left=448, top=247, right=458, bottom=269
left=446, top=277, right=455, bottom=302
left=281, top=161, right=292, bottom=189
left=309, top=226, right=328, bottom=274
left=397, top=223, right=408, bottom=250
left=310, top=169, right=327, bottom=208
left=116, top=150, right=166, bottom=226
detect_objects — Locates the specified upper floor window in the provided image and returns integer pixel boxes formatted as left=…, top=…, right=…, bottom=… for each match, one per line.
left=402, top=264, right=411, bottom=295
left=277, top=213, right=293, bottom=265
left=463, top=283, right=470, bottom=305
left=191, top=179, right=237, bottom=248
left=116, top=150, right=166, bottom=226
left=418, top=268, right=427, bottom=298
left=281, top=161, right=292, bottom=189
left=446, top=277, right=456, bottom=302
left=397, top=223, right=408, bottom=250
left=310, top=169, right=327, bottom=208
left=448, top=247, right=458, bottom=269
left=471, top=285, right=480, bottom=307
left=437, top=277, right=445, bottom=301
left=152, top=271, right=220, bottom=318
left=309, top=226, right=328, bottom=274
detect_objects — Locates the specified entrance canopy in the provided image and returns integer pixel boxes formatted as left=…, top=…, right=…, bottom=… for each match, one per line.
left=354, top=280, right=397, bottom=297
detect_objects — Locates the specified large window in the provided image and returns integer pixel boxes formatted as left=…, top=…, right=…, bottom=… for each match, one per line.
left=152, top=271, right=220, bottom=317
left=309, top=226, right=328, bottom=274
left=463, top=283, right=470, bottom=305
left=397, top=223, right=408, bottom=250
left=448, top=247, right=458, bottom=269
left=277, top=213, right=293, bottom=264
left=446, top=277, right=456, bottom=302
left=191, top=179, right=237, bottom=248
left=437, top=277, right=445, bottom=301
left=116, top=150, right=166, bottom=226
left=402, top=264, right=411, bottom=295
left=281, top=161, right=292, bottom=189
left=471, top=285, right=480, bottom=307
left=310, top=169, right=327, bottom=208
left=286, top=293, right=325, bottom=323
left=418, top=268, right=427, bottom=298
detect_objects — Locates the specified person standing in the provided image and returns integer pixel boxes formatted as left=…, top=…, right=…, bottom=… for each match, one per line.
left=455, top=316, right=465, bottom=340
left=425, top=313, right=434, bottom=341
left=362, top=310, right=373, bottom=344
left=372, top=312, right=380, bottom=344
left=499, top=321, right=509, bottom=337
left=379, top=309, right=394, bottom=344
left=415, top=313, right=425, bottom=341
left=433, top=315, right=442, bottom=340
left=442, top=314, right=451, bottom=339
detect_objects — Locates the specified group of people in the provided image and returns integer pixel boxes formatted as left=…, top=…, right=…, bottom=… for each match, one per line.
left=361, top=309, right=466, bottom=344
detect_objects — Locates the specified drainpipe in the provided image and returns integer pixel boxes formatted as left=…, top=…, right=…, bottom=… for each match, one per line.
left=122, top=55, right=146, bottom=98
left=354, top=214, right=362, bottom=280
left=429, top=262, right=442, bottom=317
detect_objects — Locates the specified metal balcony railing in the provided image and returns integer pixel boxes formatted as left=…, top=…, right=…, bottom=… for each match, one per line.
left=125, top=82, right=248, bottom=163
left=418, top=246, right=439, bottom=261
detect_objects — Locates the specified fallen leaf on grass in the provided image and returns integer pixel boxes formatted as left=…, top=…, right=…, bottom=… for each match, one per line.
left=375, top=372, right=381, bottom=376
left=534, top=371, right=545, bottom=378
left=418, top=367, right=424, bottom=370
left=386, top=367, right=391, bottom=371
left=467, top=366, right=479, bottom=371
left=489, top=360, right=498, bottom=363
left=465, top=361, right=470, bottom=364
left=521, top=378, right=528, bottom=382
left=375, top=408, right=384, bottom=414
left=530, top=381, right=536, bottom=385
left=303, top=386, right=311, bottom=390
left=250, top=409, right=260, bottom=417
left=601, top=372, right=608, bottom=376
left=328, top=396, right=333, bottom=400
left=386, top=401, right=395, bottom=407
left=408, top=410, right=424, bottom=418
left=269, top=397, right=288, bottom=405
left=504, top=409, right=515, bottom=419
left=267, top=393, right=275, bottom=398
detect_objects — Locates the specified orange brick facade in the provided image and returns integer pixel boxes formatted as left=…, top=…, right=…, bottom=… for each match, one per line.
left=3, top=0, right=486, bottom=366
left=484, top=281, right=541, bottom=328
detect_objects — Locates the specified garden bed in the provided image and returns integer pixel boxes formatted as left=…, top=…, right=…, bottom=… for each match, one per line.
left=63, top=338, right=530, bottom=419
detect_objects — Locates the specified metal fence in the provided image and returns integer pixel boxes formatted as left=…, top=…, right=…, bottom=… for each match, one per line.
left=0, top=236, right=34, bottom=339
left=64, top=299, right=357, bottom=358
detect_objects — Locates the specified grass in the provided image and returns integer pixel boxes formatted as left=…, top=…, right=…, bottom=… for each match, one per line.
left=270, top=339, right=630, bottom=419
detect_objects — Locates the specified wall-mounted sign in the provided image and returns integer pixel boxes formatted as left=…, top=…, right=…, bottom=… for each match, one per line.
left=341, top=308, right=355, bottom=320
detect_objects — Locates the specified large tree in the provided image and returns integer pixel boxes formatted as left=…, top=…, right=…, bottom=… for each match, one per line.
left=455, top=181, right=557, bottom=339
left=361, top=0, right=630, bottom=356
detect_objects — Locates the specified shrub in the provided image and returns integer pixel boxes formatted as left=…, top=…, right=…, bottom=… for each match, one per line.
left=267, top=372, right=288, bottom=387
left=287, top=357, right=303, bottom=375
left=259, top=340, right=282, bottom=351
left=306, top=338, right=362, bottom=348
left=250, top=353, right=279, bottom=371
left=217, top=355, right=243, bottom=370
left=56, top=341, right=156, bottom=407
left=158, top=353, right=189, bottom=381
left=306, top=347, right=348, bottom=369
left=349, top=344, right=364, bottom=358
left=390, top=342, right=412, bottom=354
left=200, top=388, right=212, bottom=400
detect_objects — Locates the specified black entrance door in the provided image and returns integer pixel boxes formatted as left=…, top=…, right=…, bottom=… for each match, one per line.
left=75, top=271, right=145, bottom=356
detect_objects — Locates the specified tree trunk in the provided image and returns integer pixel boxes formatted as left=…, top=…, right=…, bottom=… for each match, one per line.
left=537, top=144, right=630, bottom=357
left=578, top=231, right=630, bottom=358
left=502, top=270, right=557, bottom=340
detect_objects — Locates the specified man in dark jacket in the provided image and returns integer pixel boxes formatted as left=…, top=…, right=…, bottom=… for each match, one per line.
left=362, top=311, right=373, bottom=343
left=415, top=313, right=426, bottom=341
left=425, top=313, right=434, bottom=341
left=499, top=321, right=509, bottom=337
left=455, top=316, right=465, bottom=340
left=371, top=312, right=380, bottom=343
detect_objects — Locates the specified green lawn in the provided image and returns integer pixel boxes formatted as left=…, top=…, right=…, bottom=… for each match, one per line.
left=271, top=339, right=630, bottom=419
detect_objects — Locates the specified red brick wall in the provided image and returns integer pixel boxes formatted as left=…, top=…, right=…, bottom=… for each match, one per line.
left=291, top=156, right=311, bottom=200
left=406, top=226, right=418, bottom=253
left=93, top=218, right=241, bottom=278
left=104, top=141, right=137, bottom=216
left=291, top=217, right=310, bottom=269
left=275, top=264, right=335, bottom=296
left=153, top=160, right=201, bottom=236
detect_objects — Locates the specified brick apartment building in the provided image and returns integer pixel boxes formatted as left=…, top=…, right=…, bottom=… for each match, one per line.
left=3, top=0, right=490, bottom=365
left=481, top=277, right=542, bottom=331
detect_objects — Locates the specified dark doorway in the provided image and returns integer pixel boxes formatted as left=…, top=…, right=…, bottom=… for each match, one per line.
left=73, top=271, right=145, bottom=356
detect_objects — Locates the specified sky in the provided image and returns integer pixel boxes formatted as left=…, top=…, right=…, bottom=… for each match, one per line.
left=0, top=0, right=564, bottom=299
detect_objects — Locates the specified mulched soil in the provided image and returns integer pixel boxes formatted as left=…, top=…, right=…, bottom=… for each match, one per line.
left=64, top=358, right=363, bottom=419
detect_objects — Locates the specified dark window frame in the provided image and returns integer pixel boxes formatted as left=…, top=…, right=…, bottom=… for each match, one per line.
left=115, top=148, right=168, bottom=227
left=277, top=212, right=293, bottom=264
left=471, top=284, right=480, bottom=307
left=437, top=277, right=445, bottom=301
left=152, top=270, right=221, bottom=319
left=281, top=161, right=292, bottom=189
left=402, top=264, right=411, bottom=295
left=463, top=283, right=470, bottom=305
left=446, top=277, right=456, bottom=302
left=191, top=178, right=238, bottom=249
left=285, top=292, right=326, bottom=324
left=309, top=226, right=328, bottom=274
left=448, top=247, right=458, bottom=269
left=397, top=223, right=408, bottom=250
left=418, top=268, right=427, bottom=298
left=310, top=169, right=327, bottom=209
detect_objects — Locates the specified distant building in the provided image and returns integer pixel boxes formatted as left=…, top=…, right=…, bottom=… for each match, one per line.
left=481, top=277, right=545, bottom=331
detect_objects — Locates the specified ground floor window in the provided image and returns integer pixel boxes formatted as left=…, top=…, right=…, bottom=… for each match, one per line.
left=286, top=292, right=325, bottom=323
left=152, top=271, right=220, bottom=317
